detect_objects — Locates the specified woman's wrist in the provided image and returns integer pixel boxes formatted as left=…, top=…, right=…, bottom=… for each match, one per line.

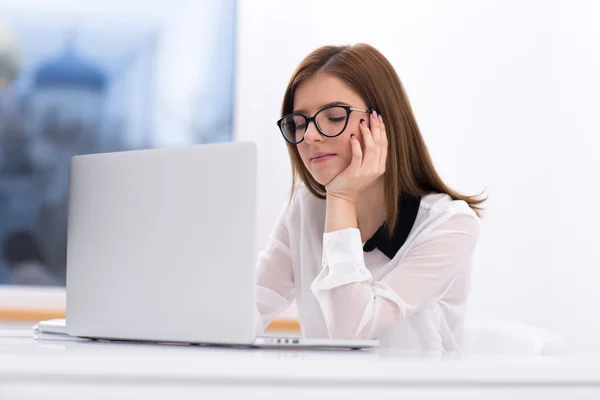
left=325, top=194, right=358, bottom=233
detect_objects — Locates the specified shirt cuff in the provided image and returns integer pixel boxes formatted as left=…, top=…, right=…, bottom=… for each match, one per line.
left=322, top=228, right=370, bottom=281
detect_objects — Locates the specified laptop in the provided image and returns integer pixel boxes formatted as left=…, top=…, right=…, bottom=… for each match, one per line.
left=63, top=141, right=378, bottom=350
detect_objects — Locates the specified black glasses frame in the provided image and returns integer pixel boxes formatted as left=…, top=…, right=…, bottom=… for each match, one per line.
left=276, top=105, right=374, bottom=145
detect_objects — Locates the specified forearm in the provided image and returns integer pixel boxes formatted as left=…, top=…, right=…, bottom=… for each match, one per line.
left=325, top=195, right=358, bottom=233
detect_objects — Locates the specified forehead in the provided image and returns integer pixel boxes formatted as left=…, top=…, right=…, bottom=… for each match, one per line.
left=293, top=73, right=365, bottom=114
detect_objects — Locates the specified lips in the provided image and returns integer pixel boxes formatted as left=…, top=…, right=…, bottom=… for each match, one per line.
left=310, top=152, right=336, bottom=161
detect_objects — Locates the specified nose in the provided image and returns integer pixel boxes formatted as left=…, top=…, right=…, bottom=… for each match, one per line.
left=303, top=120, right=322, bottom=144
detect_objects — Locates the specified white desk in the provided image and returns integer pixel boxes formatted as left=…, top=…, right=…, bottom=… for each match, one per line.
left=1, top=330, right=600, bottom=399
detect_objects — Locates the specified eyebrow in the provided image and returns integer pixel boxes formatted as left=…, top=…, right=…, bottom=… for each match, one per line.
left=293, top=101, right=350, bottom=115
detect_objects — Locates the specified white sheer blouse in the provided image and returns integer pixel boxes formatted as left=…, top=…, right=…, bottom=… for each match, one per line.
left=256, top=185, right=480, bottom=350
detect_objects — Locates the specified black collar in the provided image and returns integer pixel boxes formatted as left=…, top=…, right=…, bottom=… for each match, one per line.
left=362, top=195, right=421, bottom=259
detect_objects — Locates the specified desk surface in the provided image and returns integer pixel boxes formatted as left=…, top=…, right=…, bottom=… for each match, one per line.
left=2, top=330, right=600, bottom=399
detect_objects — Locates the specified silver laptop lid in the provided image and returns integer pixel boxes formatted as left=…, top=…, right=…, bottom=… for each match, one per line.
left=66, top=142, right=257, bottom=345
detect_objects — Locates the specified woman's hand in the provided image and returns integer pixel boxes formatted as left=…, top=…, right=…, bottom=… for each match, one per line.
left=325, top=110, right=388, bottom=204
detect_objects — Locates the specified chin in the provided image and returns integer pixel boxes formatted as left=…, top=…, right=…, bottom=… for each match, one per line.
left=303, top=158, right=346, bottom=187
left=309, top=171, right=337, bottom=187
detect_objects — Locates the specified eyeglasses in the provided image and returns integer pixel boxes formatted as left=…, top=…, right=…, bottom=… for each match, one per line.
left=276, top=105, right=373, bottom=145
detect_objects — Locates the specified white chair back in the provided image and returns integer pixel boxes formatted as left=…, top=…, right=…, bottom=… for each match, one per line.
left=463, top=319, right=564, bottom=356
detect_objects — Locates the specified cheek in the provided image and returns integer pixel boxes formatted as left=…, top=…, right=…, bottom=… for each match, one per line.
left=297, top=145, right=312, bottom=167
left=333, top=136, right=357, bottom=167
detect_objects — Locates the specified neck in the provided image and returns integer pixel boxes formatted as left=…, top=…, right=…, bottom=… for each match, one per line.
left=355, top=177, right=387, bottom=233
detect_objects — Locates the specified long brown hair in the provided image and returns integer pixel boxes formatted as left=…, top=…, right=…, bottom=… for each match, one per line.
left=281, top=44, right=486, bottom=236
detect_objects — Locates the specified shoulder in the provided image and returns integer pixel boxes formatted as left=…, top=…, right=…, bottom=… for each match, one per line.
left=416, top=192, right=480, bottom=234
left=290, top=182, right=324, bottom=208
left=283, top=182, right=326, bottom=228
left=420, top=192, right=477, bottom=216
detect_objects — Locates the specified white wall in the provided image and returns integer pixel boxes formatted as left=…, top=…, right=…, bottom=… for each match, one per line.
left=549, top=0, right=600, bottom=357
left=234, top=0, right=600, bottom=356
left=153, top=0, right=235, bottom=147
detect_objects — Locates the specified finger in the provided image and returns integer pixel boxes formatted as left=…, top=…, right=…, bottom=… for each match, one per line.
left=370, top=112, right=383, bottom=172
left=378, top=114, right=388, bottom=173
left=359, top=118, right=377, bottom=169
left=348, top=133, right=363, bottom=175
left=370, top=110, right=381, bottom=143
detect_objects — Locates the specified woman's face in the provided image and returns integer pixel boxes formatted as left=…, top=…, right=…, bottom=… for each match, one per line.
left=293, top=73, right=371, bottom=186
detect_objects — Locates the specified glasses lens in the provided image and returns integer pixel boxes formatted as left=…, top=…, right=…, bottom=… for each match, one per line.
left=281, top=114, right=306, bottom=143
left=316, top=106, right=348, bottom=137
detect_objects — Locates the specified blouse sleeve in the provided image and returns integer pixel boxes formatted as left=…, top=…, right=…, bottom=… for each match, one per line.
left=255, top=203, right=295, bottom=334
left=310, top=211, right=480, bottom=340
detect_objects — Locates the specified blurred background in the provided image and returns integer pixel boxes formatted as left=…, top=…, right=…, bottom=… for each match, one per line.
left=0, top=0, right=236, bottom=284
left=1, top=0, right=600, bottom=358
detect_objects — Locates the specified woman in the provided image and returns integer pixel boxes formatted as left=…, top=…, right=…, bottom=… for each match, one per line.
left=256, top=43, right=485, bottom=351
